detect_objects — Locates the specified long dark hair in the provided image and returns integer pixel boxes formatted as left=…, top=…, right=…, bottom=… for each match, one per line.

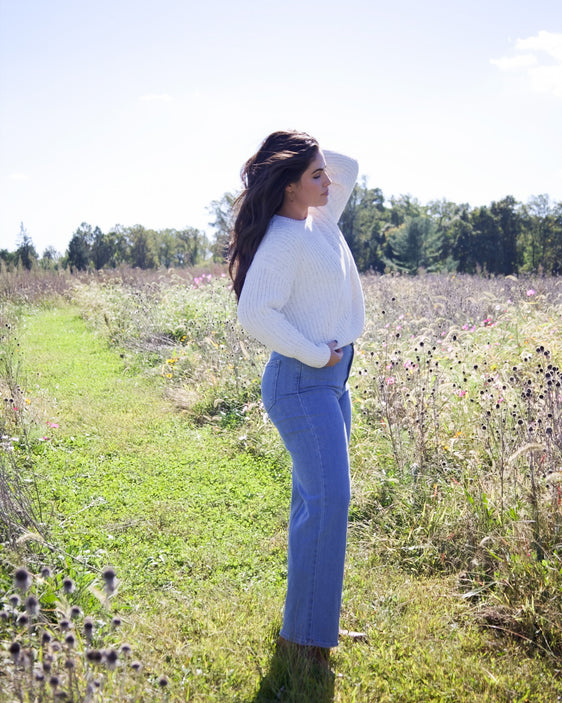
left=228, top=130, right=319, bottom=301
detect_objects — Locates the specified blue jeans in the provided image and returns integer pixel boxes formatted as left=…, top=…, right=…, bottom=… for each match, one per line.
left=261, top=344, right=354, bottom=648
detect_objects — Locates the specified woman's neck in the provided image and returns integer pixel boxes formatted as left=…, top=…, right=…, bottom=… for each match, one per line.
left=276, top=202, right=308, bottom=221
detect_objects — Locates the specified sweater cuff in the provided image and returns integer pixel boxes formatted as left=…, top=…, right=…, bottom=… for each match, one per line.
left=301, top=343, right=332, bottom=368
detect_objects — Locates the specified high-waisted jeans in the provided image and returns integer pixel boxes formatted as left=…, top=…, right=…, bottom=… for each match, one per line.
left=261, top=344, right=354, bottom=648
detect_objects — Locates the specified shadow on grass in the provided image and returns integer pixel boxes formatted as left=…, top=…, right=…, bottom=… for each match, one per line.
left=250, top=646, right=335, bottom=703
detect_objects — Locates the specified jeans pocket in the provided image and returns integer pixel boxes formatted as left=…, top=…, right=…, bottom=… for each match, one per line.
left=261, top=358, right=281, bottom=412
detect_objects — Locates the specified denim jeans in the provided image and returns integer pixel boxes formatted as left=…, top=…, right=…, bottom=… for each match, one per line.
left=261, top=344, right=354, bottom=648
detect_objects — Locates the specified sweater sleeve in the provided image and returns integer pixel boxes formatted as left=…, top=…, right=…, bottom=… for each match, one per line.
left=237, top=226, right=332, bottom=368
left=320, top=150, right=359, bottom=222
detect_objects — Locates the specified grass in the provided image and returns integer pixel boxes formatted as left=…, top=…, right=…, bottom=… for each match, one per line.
left=1, top=269, right=561, bottom=701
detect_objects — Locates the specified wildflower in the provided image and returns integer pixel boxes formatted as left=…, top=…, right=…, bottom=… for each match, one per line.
left=86, top=649, right=103, bottom=664
left=70, top=605, right=82, bottom=619
left=158, top=676, right=169, bottom=688
left=84, top=617, right=94, bottom=642
left=120, top=643, right=132, bottom=657
left=40, top=567, right=53, bottom=579
left=526, top=289, right=536, bottom=296
left=65, top=633, right=76, bottom=648
left=131, top=660, right=143, bottom=672
left=111, top=616, right=122, bottom=628
left=59, top=618, right=71, bottom=631
left=14, top=567, right=32, bottom=592
left=49, top=675, right=60, bottom=690
left=25, top=595, right=40, bottom=616
left=103, top=647, right=119, bottom=670
left=62, top=577, right=75, bottom=594
left=102, top=567, right=117, bottom=594
left=42, top=631, right=52, bottom=646
left=8, top=594, right=21, bottom=608
left=9, top=641, right=21, bottom=662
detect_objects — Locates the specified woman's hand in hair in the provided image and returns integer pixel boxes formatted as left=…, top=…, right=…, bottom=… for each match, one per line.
left=325, top=341, right=343, bottom=367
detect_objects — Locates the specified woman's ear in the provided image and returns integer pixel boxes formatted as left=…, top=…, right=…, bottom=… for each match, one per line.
left=285, top=184, right=295, bottom=202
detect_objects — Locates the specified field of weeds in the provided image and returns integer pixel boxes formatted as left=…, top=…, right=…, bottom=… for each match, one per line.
left=1, top=268, right=561, bottom=702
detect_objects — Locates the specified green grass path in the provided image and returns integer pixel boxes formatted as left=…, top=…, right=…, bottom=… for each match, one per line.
left=21, top=306, right=288, bottom=599
left=17, top=305, right=562, bottom=702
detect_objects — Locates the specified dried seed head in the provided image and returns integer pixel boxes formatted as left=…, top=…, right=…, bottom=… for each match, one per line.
left=49, top=675, right=60, bottom=689
left=103, top=648, right=119, bottom=670
left=86, top=649, right=103, bottom=664
left=102, top=567, right=116, bottom=590
left=42, top=631, right=52, bottom=646
left=83, top=617, right=94, bottom=642
left=65, top=658, right=75, bottom=670
left=111, top=616, right=122, bottom=628
left=14, top=568, right=32, bottom=593
left=158, top=676, right=169, bottom=688
left=17, top=613, right=29, bottom=627
left=70, top=606, right=82, bottom=619
left=59, top=619, right=71, bottom=632
left=25, top=595, right=40, bottom=616
left=8, top=593, right=21, bottom=608
left=9, top=641, right=21, bottom=661
left=62, top=577, right=75, bottom=594
left=40, top=567, right=53, bottom=580
left=120, top=643, right=132, bottom=657
left=65, top=633, right=76, bottom=648
left=131, top=660, right=142, bottom=672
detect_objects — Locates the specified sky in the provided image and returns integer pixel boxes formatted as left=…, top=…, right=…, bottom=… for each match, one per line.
left=1, top=0, right=561, bottom=256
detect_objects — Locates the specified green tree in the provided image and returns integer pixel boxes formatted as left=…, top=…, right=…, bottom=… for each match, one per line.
left=129, top=226, right=158, bottom=269
left=521, top=195, right=556, bottom=273
left=208, top=193, right=235, bottom=263
left=65, top=222, right=94, bottom=270
left=490, top=196, right=521, bottom=274
left=91, top=226, right=114, bottom=270
left=449, top=208, right=475, bottom=273
left=386, top=216, right=443, bottom=273
left=15, top=223, right=38, bottom=270
left=177, top=227, right=208, bottom=266
left=39, top=246, right=61, bottom=270
left=339, top=181, right=388, bottom=272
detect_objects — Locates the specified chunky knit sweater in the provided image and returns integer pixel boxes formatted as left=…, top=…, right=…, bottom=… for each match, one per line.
left=237, top=150, right=365, bottom=368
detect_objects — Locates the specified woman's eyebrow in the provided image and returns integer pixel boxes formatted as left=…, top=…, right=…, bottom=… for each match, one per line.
left=311, top=166, right=326, bottom=175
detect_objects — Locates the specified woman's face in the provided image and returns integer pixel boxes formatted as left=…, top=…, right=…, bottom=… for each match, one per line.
left=286, top=150, right=332, bottom=215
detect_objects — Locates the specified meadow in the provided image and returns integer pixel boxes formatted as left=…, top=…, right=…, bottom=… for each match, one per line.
left=1, top=268, right=561, bottom=702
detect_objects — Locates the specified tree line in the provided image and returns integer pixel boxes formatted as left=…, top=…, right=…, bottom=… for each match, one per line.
left=2, top=188, right=561, bottom=275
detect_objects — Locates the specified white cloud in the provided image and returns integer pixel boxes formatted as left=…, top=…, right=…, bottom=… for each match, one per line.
left=491, top=54, right=537, bottom=71
left=9, top=173, right=28, bottom=181
left=516, top=31, right=562, bottom=62
left=139, top=93, right=173, bottom=102
left=492, top=31, right=562, bottom=98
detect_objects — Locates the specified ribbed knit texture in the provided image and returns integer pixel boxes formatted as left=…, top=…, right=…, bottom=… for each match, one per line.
left=237, top=150, right=365, bottom=368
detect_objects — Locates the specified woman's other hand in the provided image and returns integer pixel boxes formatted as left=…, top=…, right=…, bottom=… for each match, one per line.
left=325, top=340, right=343, bottom=367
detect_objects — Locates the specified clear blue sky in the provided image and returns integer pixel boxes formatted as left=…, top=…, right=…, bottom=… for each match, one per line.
left=1, top=0, right=561, bottom=255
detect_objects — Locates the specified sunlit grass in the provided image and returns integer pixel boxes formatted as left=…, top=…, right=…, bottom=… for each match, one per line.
left=1, top=269, right=561, bottom=701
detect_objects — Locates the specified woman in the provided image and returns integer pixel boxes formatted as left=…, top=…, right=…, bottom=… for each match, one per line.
left=229, top=130, right=364, bottom=666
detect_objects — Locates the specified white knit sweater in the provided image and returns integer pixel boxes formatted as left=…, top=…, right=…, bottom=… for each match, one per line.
left=237, top=150, right=365, bottom=368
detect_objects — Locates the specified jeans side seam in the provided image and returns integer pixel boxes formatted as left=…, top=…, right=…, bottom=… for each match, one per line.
left=296, top=391, right=325, bottom=644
